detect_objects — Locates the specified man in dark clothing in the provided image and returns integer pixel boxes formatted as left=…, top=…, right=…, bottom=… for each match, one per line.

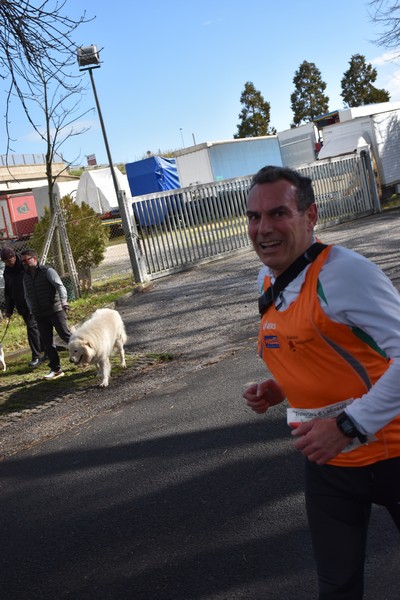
left=21, top=248, right=71, bottom=380
left=1, top=246, right=43, bottom=367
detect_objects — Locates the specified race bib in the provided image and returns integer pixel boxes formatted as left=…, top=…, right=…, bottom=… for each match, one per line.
left=287, top=399, right=376, bottom=453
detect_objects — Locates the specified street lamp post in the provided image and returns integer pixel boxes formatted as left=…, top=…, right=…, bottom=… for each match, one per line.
left=180, top=127, right=185, bottom=148
left=77, top=45, right=148, bottom=283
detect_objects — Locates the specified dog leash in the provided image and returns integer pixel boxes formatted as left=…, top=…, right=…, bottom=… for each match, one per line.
left=0, top=316, right=11, bottom=345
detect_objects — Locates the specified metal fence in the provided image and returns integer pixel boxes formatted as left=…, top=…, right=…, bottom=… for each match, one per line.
left=129, top=151, right=378, bottom=278
left=133, top=177, right=251, bottom=277
left=299, top=151, right=379, bottom=226
left=0, top=151, right=380, bottom=304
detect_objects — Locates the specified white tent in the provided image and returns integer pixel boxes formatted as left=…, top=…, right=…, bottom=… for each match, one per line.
left=75, top=167, right=132, bottom=215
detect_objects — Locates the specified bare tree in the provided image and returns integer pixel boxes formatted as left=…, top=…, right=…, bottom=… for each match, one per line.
left=369, top=0, right=400, bottom=55
left=0, top=0, right=90, bottom=84
left=0, top=1, right=94, bottom=276
left=15, top=59, right=92, bottom=200
left=1, top=0, right=93, bottom=159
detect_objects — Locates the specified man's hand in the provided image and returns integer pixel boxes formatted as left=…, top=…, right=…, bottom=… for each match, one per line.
left=292, top=418, right=351, bottom=465
left=63, top=304, right=70, bottom=313
left=243, top=379, right=285, bottom=414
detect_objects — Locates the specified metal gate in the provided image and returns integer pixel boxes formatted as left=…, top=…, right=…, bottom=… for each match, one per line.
left=131, top=151, right=379, bottom=279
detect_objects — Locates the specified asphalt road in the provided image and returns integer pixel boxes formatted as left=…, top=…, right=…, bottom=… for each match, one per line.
left=1, top=209, right=400, bottom=599
left=1, top=343, right=399, bottom=600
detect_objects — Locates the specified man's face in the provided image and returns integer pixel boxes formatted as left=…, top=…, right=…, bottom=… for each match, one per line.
left=22, top=255, right=38, bottom=270
left=3, top=256, right=16, bottom=268
left=247, top=179, right=317, bottom=277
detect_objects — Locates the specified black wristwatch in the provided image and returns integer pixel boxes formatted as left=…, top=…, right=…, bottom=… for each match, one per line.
left=336, top=412, right=367, bottom=444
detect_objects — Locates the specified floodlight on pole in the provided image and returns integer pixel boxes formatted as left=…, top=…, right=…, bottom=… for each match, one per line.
left=77, top=45, right=120, bottom=199
left=77, top=45, right=149, bottom=284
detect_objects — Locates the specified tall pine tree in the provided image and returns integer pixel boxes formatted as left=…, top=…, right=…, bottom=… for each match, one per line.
left=290, top=61, right=329, bottom=126
left=341, top=54, right=390, bottom=107
left=234, top=81, right=275, bottom=138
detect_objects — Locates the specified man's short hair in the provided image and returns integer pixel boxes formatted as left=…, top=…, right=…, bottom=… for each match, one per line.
left=250, top=165, right=315, bottom=212
left=21, top=248, right=38, bottom=259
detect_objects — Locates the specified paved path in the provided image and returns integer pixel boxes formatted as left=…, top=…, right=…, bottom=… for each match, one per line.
left=1, top=344, right=399, bottom=600
left=1, top=208, right=400, bottom=599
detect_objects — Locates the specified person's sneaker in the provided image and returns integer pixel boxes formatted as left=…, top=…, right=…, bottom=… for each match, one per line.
left=44, top=370, right=64, bottom=380
left=29, top=358, right=40, bottom=368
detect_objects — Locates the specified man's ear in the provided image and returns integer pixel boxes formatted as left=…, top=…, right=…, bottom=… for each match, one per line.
left=306, top=203, right=318, bottom=229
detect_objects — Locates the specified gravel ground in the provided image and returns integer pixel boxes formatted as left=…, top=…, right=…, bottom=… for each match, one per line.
left=1, top=207, right=400, bottom=460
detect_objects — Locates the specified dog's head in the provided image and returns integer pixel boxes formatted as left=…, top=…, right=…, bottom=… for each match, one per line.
left=68, top=338, right=95, bottom=367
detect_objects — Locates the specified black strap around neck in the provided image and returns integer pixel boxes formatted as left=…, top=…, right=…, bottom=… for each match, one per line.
left=258, top=242, right=328, bottom=316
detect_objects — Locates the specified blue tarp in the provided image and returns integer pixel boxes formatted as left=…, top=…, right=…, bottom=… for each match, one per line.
left=125, top=156, right=181, bottom=226
left=125, top=156, right=180, bottom=197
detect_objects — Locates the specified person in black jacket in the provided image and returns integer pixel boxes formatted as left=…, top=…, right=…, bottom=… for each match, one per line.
left=1, top=246, right=44, bottom=368
left=21, top=248, right=71, bottom=380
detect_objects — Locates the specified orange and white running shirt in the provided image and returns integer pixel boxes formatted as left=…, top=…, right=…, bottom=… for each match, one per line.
left=257, top=244, right=400, bottom=438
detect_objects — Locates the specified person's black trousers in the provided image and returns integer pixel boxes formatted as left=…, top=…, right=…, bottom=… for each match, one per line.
left=22, top=312, right=42, bottom=359
left=305, top=456, right=400, bottom=600
left=36, top=311, right=71, bottom=372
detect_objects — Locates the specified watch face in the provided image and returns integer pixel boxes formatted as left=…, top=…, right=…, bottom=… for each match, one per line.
left=337, top=414, right=357, bottom=438
left=337, top=412, right=367, bottom=444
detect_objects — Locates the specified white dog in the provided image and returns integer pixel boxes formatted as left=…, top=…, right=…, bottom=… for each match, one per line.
left=68, top=308, right=127, bottom=387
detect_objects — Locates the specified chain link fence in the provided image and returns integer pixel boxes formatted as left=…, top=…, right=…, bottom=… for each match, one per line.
left=0, top=200, right=129, bottom=313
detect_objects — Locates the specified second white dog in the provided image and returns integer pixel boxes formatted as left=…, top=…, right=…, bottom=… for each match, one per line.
left=0, top=344, right=6, bottom=371
left=68, top=308, right=127, bottom=387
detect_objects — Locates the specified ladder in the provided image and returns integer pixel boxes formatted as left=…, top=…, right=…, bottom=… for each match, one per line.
left=40, top=195, right=80, bottom=299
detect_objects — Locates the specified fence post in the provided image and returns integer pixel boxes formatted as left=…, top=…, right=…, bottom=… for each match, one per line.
left=118, top=190, right=149, bottom=283
left=361, top=150, right=381, bottom=213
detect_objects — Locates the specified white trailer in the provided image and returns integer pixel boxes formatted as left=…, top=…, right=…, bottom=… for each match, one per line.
left=318, top=102, right=400, bottom=194
left=174, top=136, right=282, bottom=187
left=277, top=122, right=319, bottom=168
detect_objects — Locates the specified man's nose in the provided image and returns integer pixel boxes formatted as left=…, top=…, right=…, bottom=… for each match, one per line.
left=258, top=214, right=273, bottom=233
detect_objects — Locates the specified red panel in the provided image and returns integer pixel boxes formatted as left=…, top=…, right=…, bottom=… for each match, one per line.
left=8, top=194, right=37, bottom=223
